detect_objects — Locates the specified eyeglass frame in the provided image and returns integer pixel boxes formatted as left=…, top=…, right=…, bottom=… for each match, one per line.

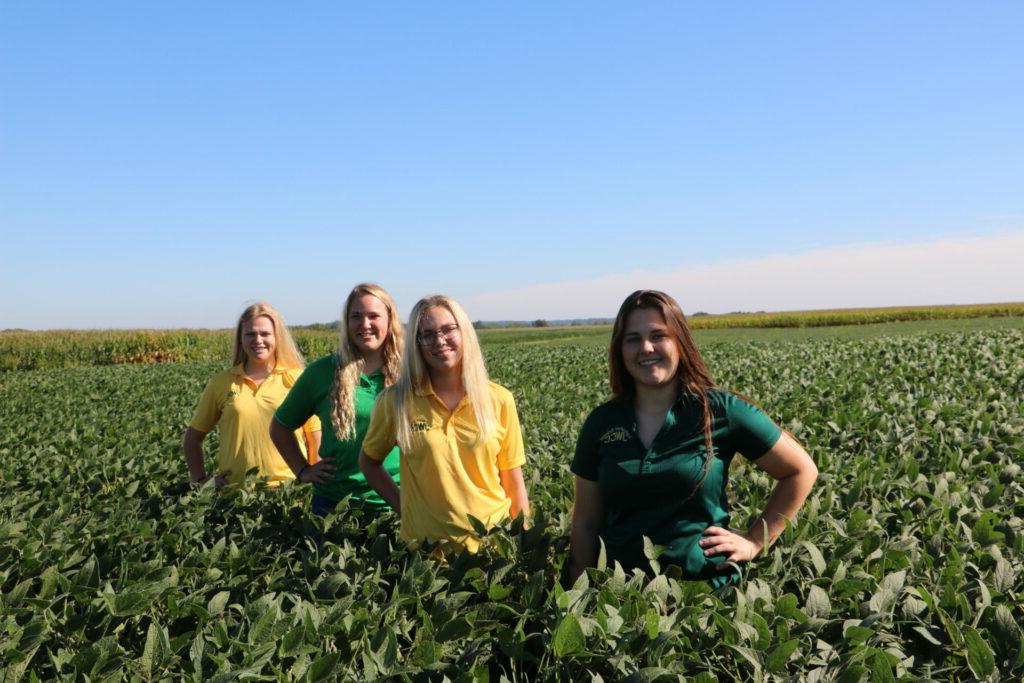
left=417, top=323, right=460, bottom=346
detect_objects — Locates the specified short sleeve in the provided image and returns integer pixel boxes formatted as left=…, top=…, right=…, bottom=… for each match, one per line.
left=361, top=391, right=397, bottom=460
left=495, top=388, right=525, bottom=471
left=302, top=415, right=322, bottom=434
left=275, top=367, right=318, bottom=430
left=570, top=409, right=602, bottom=481
left=189, top=375, right=225, bottom=433
left=725, top=393, right=782, bottom=460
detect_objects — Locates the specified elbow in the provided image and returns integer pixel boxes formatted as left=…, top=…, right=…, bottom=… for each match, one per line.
left=571, top=508, right=602, bottom=537
left=183, top=427, right=202, bottom=451
left=576, top=519, right=601, bottom=538
left=268, top=417, right=286, bottom=444
left=805, top=458, right=819, bottom=485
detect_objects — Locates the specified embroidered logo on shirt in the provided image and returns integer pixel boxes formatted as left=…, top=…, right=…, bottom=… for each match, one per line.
left=412, top=418, right=431, bottom=433
left=599, top=427, right=631, bottom=444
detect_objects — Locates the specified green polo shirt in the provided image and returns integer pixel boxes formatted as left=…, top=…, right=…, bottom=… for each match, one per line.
left=571, top=389, right=781, bottom=585
left=275, top=354, right=400, bottom=507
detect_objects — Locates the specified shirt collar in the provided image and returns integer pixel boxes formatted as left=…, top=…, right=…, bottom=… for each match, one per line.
left=414, top=376, right=434, bottom=397
left=359, top=367, right=385, bottom=385
left=231, top=363, right=286, bottom=376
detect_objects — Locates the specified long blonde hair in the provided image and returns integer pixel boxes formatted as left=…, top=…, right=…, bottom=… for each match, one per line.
left=329, top=284, right=403, bottom=440
left=392, top=295, right=495, bottom=452
left=232, top=302, right=305, bottom=369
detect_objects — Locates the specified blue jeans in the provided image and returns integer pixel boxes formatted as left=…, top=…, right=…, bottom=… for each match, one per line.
left=311, top=494, right=339, bottom=518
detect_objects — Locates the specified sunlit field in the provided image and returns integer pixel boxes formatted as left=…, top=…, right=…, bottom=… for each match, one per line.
left=1, top=317, right=1021, bottom=679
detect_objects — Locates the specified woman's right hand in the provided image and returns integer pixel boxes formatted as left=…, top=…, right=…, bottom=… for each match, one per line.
left=191, top=469, right=231, bottom=488
left=299, top=457, right=337, bottom=484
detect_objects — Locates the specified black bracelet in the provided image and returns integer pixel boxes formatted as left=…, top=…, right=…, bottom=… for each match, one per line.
left=297, top=464, right=310, bottom=480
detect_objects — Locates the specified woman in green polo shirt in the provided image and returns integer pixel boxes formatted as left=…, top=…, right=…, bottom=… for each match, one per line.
left=270, top=283, right=403, bottom=516
left=569, top=290, right=818, bottom=587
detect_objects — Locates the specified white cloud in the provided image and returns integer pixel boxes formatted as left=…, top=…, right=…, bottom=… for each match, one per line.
left=461, top=231, right=1024, bottom=319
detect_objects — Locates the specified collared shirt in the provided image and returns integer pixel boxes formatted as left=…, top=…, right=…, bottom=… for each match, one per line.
left=275, top=354, right=400, bottom=506
left=190, top=364, right=320, bottom=487
left=362, top=379, right=526, bottom=551
left=571, top=389, right=781, bottom=584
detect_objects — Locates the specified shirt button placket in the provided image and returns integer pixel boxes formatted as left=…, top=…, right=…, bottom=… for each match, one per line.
left=642, top=448, right=654, bottom=474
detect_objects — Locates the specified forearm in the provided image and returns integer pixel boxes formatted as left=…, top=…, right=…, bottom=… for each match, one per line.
left=745, top=468, right=817, bottom=549
left=270, top=417, right=310, bottom=476
left=499, top=467, right=530, bottom=520
left=304, top=430, right=321, bottom=464
left=359, top=452, right=400, bottom=510
left=568, top=524, right=600, bottom=580
left=183, top=428, right=208, bottom=482
left=568, top=477, right=604, bottom=580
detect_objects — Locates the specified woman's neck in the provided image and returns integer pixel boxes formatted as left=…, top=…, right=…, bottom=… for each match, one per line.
left=429, top=366, right=464, bottom=394
left=244, top=356, right=275, bottom=378
left=361, top=349, right=384, bottom=375
left=633, top=382, right=678, bottom=415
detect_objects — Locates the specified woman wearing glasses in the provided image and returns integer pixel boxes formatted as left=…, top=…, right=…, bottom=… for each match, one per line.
left=270, top=283, right=403, bottom=516
left=359, top=295, right=529, bottom=552
left=569, top=290, right=817, bottom=587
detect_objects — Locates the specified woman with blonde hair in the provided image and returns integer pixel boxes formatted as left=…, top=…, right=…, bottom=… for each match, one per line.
left=360, top=295, right=529, bottom=552
left=569, top=290, right=817, bottom=587
left=184, top=302, right=321, bottom=487
left=271, top=283, right=403, bottom=516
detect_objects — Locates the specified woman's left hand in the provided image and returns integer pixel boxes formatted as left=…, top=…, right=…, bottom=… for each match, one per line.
left=699, top=526, right=764, bottom=570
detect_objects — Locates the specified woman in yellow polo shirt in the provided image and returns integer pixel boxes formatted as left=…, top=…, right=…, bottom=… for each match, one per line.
left=360, top=295, right=529, bottom=552
left=183, top=302, right=320, bottom=487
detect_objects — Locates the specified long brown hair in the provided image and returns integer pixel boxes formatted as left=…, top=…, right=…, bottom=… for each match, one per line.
left=609, top=289, right=717, bottom=492
left=329, top=284, right=403, bottom=440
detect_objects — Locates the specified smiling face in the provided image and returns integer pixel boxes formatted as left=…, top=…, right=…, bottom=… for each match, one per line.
left=241, top=315, right=276, bottom=366
left=417, top=305, right=462, bottom=374
left=621, top=307, right=681, bottom=390
left=347, top=293, right=390, bottom=357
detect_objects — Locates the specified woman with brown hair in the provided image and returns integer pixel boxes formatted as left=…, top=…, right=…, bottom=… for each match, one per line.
left=184, top=302, right=320, bottom=488
left=568, top=290, right=817, bottom=586
left=270, top=283, right=403, bottom=516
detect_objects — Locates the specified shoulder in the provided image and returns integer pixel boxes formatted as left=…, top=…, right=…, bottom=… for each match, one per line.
left=579, top=399, right=629, bottom=440
left=205, top=367, right=239, bottom=390
left=486, top=381, right=516, bottom=405
left=282, top=366, right=304, bottom=381
left=704, top=387, right=732, bottom=410
left=194, top=368, right=238, bottom=410
left=572, top=399, right=626, bottom=474
left=586, top=398, right=627, bottom=424
left=284, top=355, right=335, bottom=388
left=305, top=354, right=337, bottom=376
left=705, top=388, right=766, bottom=415
left=697, top=388, right=749, bottom=415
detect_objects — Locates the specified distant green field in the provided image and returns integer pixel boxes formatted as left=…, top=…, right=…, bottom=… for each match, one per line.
left=2, top=320, right=1021, bottom=679
left=694, top=315, right=1024, bottom=344
left=2, top=303, right=1022, bottom=371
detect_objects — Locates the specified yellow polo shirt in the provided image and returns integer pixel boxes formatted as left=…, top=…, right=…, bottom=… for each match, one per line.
left=362, top=380, right=526, bottom=551
left=190, top=364, right=321, bottom=487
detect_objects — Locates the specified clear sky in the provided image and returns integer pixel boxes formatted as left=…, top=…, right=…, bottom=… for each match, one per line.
left=2, top=2, right=1022, bottom=329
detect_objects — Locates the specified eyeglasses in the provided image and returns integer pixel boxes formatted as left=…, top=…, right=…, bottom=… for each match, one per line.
left=417, top=324, right=459, bottom=346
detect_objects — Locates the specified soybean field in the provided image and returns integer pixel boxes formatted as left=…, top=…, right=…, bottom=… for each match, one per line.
left=1, top=322, right=1022, bottom=680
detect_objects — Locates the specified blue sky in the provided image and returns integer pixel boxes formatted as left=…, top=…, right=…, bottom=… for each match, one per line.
left=2, top=2, right=1022, bottom=329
